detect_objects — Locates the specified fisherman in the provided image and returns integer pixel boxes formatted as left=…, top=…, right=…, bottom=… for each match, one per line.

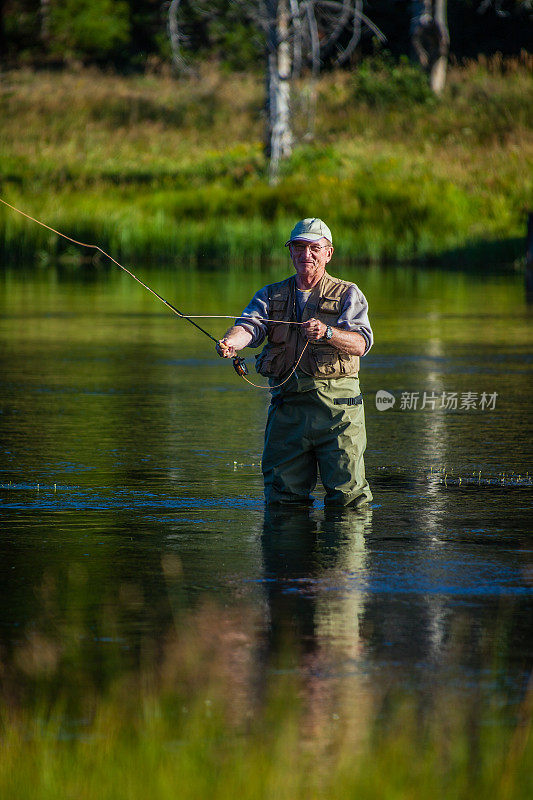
left=216, top=218, right=373, bottom=507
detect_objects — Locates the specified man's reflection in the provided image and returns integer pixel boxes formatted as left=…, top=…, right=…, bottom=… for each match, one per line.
left=261, top=505, right=372, bottom=668
left=260, top=505, right=373, bottom=740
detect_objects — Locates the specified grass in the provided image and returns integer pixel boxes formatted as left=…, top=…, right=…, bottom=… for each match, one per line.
left=0, top=602, right=531, bottom=800
left=2, top=692, right=531, bottom=800
left=0, top=55, right=532, bottom=266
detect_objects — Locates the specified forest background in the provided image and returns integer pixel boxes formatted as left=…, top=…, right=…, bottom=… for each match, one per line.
left=1, top=0, right=532, bottom=266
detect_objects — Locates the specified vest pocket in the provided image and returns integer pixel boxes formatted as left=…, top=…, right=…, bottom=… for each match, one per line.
left=267, top=299, right=289, bottom=344
left=255, top=345, right=285, bottom=376
left=318, top=297, right=341, bottom=315
left=339, top=352, right=360, bottom=374
left=311, top=348, right=338, bottom=376
left=269, top=321, right=289, bottom=345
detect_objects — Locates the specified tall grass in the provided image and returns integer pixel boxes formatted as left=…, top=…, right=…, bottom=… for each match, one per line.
left=2, top=688, right=531, bottom=800
left=0, top=57, right=531, bottom=265
left=1, top=604, right=531, bottom=800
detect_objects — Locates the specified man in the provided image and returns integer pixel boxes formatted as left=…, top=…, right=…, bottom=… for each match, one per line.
left=216, top=217, right=373, bottom=507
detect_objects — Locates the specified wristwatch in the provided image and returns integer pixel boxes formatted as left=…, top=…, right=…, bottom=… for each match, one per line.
left=324, top=325, right=333, bottom=340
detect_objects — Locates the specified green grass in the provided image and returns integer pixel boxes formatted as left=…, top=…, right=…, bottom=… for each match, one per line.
left=1, top=621, right=531, bottom=800
left=0, top=56, right=532, bottom=265
left=0, top=552, right=531, bottom=800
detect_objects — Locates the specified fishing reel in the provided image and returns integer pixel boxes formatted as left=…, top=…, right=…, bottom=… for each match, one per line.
left=232, top=356, right=249, bottom=377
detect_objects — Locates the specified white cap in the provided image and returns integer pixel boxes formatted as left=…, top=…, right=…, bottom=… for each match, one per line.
left=285, top=218, right=333, bottom=246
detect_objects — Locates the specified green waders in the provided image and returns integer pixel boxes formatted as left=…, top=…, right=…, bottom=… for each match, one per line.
left=262, top=372, right=372, bottom=507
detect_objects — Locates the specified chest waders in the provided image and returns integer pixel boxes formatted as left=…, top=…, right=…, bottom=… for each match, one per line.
left=260, top=275, right=372, bottom=508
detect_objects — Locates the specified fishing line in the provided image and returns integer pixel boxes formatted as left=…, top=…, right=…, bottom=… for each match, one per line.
left=0, top=198, right=307, bottom=326
left=0, top=197, right=227, bottom=343
left=0, top=197, right=312, bottom=389
left=237, top=340, right=309, bottom=389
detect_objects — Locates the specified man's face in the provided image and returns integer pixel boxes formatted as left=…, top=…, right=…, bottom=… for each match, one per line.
left=289, top=237, right=333, bottom=284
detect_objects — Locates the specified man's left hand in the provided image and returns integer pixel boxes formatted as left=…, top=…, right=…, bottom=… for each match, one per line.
left=302, top=318, right=328, bottom=341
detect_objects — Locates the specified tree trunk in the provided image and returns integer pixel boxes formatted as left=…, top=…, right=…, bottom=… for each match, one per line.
left=410, top=0, right=449, bottom=95
left=168, top=0, right=192, bottom=74
left=265, top=0, right=293, bottom=185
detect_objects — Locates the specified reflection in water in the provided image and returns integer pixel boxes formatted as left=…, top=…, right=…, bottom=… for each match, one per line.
left=0, top=498, right=532, bottom=734
left=259, top=507, right=373, bottom=742
left=259, top=501, right=533, bottom=719
left=1, top=263, right=532, bottom=732
left=0, top=516, right=177, bottom=707
left=261, top=507, right=371, bottom=664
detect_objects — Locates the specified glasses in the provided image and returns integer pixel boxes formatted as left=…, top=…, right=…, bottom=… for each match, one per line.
left=290, top=243, right=330, bottom=255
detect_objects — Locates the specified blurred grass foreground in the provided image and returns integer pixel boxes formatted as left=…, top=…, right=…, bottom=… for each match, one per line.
left=1, top=601, right=532, bottom=800
left=1, top=55, right=532, bottom=266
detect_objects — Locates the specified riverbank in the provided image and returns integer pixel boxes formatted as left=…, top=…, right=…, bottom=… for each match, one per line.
left=1, top=57, right=531, bottom=266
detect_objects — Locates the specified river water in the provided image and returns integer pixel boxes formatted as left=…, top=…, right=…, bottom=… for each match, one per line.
left=0, top=262, right=531, bottom=720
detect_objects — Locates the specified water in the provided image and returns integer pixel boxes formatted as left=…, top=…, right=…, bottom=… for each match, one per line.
left=0, top=262, right=531, bottom=717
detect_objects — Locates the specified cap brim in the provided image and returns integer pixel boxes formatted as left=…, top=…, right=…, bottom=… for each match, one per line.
left=285, top=234, right=325, bottom=246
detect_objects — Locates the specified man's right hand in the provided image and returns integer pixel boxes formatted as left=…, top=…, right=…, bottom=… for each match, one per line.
left=216, top=338, right=237, bottom=358
left=216, top=326, right=253, bottom=358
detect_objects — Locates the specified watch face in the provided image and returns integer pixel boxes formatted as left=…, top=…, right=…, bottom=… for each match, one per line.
left=326, top=326, right=333, bottom=339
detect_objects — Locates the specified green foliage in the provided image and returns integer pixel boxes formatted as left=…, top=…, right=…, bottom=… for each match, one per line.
left=0, top=62, right=530, bottom=265
left=354, top=54, right=437, bottom=108
left=48, top=0, right=130, bottom=61
left=217, top=23, right=263, bottom=72
left=3, top=1, right=41, bottom=59
left=2, top=0, right=532, bottom=69
left=173, top=0, right=261, bottom=71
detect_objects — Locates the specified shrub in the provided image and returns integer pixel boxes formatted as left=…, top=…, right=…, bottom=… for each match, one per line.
left=354, top=54, right=437, bottom=108
left=49, top=0, right=130, bottom=62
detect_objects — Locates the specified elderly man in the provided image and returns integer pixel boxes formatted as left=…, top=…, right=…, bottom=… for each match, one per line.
left=217, top=218, right=373, bottom=507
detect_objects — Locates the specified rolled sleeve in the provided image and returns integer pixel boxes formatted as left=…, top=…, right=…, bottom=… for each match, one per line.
left=336, top=285, right=373, bottom=355
left=234, top=285, right=270, bottom=348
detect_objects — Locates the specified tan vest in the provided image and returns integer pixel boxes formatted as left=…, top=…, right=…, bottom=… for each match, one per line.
left=255, top=272, right=360, bottom=379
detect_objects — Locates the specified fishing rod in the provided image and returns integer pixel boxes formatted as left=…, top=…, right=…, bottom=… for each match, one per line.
left=0, top=197, right=250, bottom=377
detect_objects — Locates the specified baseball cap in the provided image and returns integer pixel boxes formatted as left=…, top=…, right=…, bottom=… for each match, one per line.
left=285, top=218, right=333, bottom=247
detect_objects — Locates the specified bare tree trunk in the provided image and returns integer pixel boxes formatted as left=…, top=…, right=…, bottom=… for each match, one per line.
left=168, top=0, right=192, bottom=74
left=265, top=0, right=293, bottom=185
left=430, top=0, right=448, bottom=94
left=410, top=0, right=449, bottom=95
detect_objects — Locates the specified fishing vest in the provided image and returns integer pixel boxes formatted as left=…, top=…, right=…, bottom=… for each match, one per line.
left=255, top=272, right=361, bottom=379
